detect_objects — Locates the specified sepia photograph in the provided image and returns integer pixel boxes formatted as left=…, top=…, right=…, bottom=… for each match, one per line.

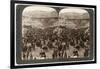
left=11, top=1, right=96, bottom=68
left=21, top=6, right=90, bottom=60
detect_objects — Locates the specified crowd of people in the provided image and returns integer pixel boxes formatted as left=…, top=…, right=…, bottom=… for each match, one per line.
left=21, top=26, right=90, bottom=60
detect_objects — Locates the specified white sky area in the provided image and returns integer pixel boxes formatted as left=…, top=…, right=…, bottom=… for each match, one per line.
left=59, top=8, right=88, bottom=14
left=23, top=6, right=56, bottom=12
left=59, top=8, right=89, bottom=19
left=22, top=6, right=58, bottom=18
